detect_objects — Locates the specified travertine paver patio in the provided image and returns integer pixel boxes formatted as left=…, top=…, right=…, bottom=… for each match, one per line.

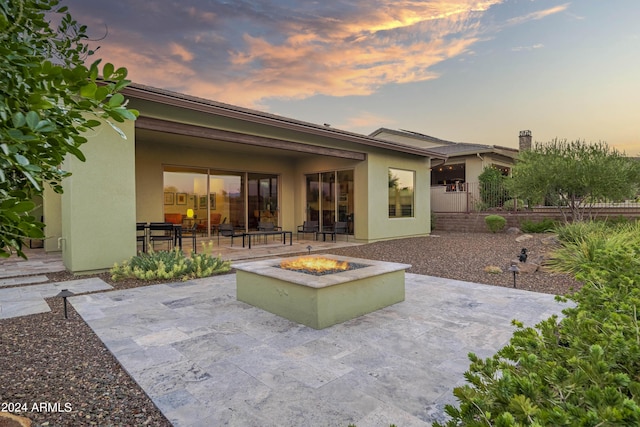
left=71, top=272, right=568, bottom=427
left=0, top=278, right=112, bottom=319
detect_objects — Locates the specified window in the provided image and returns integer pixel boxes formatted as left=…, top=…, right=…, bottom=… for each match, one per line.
left=388, top=168, right=414, bottom=218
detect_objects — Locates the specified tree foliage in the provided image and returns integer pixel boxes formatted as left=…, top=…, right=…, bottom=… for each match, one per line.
left=507, top=139, right=640, bottom=222
left=0, top=0, right=138, bottom=258
left=478, top=166, right=509, bottom=209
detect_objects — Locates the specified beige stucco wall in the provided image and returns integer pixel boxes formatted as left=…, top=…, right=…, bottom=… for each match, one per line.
left=61, top=119, right=136, bottom=273
left=42, top=186, right=61, bottom=252
left=364, top=152, right=431, bottom=241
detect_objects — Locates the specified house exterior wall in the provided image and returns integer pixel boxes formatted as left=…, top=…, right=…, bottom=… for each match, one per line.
left=42, top=186, right=61, bottom=252
left=51, top=92, right=436, bottom=272
left=365, top=152, right=431, bottom=240
left=61, top=119, right=137, bottom=273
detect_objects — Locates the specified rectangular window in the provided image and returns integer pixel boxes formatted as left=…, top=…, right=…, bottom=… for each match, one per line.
left=388, top=168, right=414, bottom=218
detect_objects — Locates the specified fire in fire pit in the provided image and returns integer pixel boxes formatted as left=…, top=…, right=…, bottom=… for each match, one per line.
left=279, top=256, right=364, bottom=276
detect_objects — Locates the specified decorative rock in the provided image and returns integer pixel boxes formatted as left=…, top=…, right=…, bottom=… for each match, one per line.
left=510, top=259, right=539, bottom=273
left=506, top=227, right=522, bottom=235
left=484, top=265, right=503, bottom=274
left=0, top=412, right=32, bottom=427
left=541, top=234, right=560, bottom=245
left=515, top=234, right=534, bottom=242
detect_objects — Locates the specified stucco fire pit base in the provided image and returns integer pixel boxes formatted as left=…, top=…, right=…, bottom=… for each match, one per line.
left=232, top=254, right=411, bottom=329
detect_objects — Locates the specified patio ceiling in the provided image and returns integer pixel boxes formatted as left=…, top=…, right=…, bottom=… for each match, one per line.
left=136, top=116, right=367, bottom=160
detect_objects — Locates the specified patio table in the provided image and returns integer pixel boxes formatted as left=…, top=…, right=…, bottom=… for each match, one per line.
left=242, top=231, right=293, bottom=249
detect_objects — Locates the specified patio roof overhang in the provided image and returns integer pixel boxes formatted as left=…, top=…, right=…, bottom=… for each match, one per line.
left=122, top=84, right=446, bottom=160
left=136, top=116, right=367, bottom=160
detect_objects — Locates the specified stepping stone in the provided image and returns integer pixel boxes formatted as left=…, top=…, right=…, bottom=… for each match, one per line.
left=0, top=275, right=49, bottom=288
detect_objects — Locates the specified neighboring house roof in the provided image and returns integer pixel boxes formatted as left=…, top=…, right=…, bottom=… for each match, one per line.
left=121, top=84, right=447, bottom=160
left=369, top=127, right=518, bottom=160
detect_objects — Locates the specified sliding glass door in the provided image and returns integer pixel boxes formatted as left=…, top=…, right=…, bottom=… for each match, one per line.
left=164, top=167, right=278, bottom=234
left=305, top=170, right=353, bottom=233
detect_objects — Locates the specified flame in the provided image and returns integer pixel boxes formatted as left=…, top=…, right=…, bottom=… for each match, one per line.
left=280, top=257, right=349, bottom=273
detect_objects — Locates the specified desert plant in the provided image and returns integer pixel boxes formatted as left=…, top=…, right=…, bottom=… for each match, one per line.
left=436, top=221, right=640, bottom=427
left=553, top=220, right=610, bottom=245
left=519, top=218, right=556, bottom=233
left=484, top=214, right=506, bottom=233
left=111, top=248, right=230, bottom=281
left=502, top=198, right=525, bottom=211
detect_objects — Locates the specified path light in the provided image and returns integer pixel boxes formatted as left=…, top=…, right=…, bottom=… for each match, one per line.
left=306, top=245, right=312, bottom=254
left=508, top=264, right=520, bottom=288
left=56, top=289, right=74, bottom=319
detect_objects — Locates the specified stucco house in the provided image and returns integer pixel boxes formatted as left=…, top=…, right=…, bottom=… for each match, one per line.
left=370, top=128, right=524, bottom=212
left=41, top=84, right=446, bottom=273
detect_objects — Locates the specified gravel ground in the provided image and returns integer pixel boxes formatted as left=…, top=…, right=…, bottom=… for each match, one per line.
left=0, top=231, right=581, bottom=426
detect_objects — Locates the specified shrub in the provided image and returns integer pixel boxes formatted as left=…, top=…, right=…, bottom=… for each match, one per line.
left=502, top=198, right=525, bottom=211
left=484, top=215, right=506, bottom=233
left=519, top=218, right=556, bottom=233
left=435, top=222, right=640, bottom=427
left=111, top=248, right=231, bottom=281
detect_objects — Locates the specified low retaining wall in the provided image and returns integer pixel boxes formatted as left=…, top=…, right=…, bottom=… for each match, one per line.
left=433, top=211, right=640, bottom=233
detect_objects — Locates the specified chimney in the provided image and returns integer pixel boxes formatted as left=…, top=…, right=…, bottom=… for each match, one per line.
left=519, top=130, right=532, bottom=152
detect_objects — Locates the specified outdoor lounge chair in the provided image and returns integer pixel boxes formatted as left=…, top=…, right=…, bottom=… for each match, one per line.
left=149, top=222, right=175, bottom=251
left=296, top=220, right=318, bottom=240
left=218, top=223, right=244, bottom=246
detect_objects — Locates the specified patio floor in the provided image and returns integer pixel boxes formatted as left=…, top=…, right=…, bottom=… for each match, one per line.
left=0, top=240, right=568, bottom=426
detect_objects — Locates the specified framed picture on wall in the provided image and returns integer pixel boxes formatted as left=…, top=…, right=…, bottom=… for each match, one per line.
left=164, top=192, right=175, bottom=205
left=189, top=194, right=197, bottom=209
left=210, top=193, right=216, bottom=210
left=176, top=192, right=187, bottom=205
left=199, top=195, right=207, bottom=209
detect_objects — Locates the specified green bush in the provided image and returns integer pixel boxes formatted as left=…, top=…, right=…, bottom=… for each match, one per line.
left=111, top=248, right=231, bottom=281
left=502, top=199, right=525, bottom=211
left=435, top=222, right=640, bottom=427
left=519, top=218, right=556, bottom=233
left=484, top=215, right=506, bottom=233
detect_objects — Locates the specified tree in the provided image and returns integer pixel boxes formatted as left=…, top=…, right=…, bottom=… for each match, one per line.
left=0, top=0, right=138, bottom=258
left=478, top=165, right=509, bottom=209
left=507, top=139, right=640, bottom=222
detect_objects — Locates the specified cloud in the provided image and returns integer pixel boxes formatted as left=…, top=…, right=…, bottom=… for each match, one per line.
left=511, top=43, right=544, bottom=52
left=505, top=3, right=570, bottom=26
left=63, top=0, right=571, bottom=109
left=337, top=111, right=397, bottom=132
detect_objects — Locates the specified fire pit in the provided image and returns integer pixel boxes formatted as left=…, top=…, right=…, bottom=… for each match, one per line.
left=233, top=254, right=410, bottom=329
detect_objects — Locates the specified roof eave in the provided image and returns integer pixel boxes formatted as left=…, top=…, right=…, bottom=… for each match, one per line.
left=122, top=84, right=446, bottom=159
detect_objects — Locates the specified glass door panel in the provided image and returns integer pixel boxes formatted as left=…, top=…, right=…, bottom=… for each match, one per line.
left=210, top=171, right=244, bottom=231
left=248, top=173, right=278, bottom=230
left=337, top=170, right=354, bottom=233
left=305, top=174, right=320, bottom=223
left=321, top=171, right=335, bottom=231
left=163, top=167, right=208, bottom=229
left=306, top=170, right=353, bottom=234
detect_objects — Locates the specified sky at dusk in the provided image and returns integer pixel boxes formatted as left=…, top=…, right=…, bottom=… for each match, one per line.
left=60, top=0, right=640, bottom=154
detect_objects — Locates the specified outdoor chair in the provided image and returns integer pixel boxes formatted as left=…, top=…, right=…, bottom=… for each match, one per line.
left=148, top=222, right=175, bottom=251
left=257, top=221, right=281, bottom=243
left=218, top=223, right=244, bottom=246
left=136, top=222, right=147, bottom=253
left=333, top=221, right=349, bottom=242
left=180, top=223, right=198, bottom=253
left=296, top=220, right=318, bottom=240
